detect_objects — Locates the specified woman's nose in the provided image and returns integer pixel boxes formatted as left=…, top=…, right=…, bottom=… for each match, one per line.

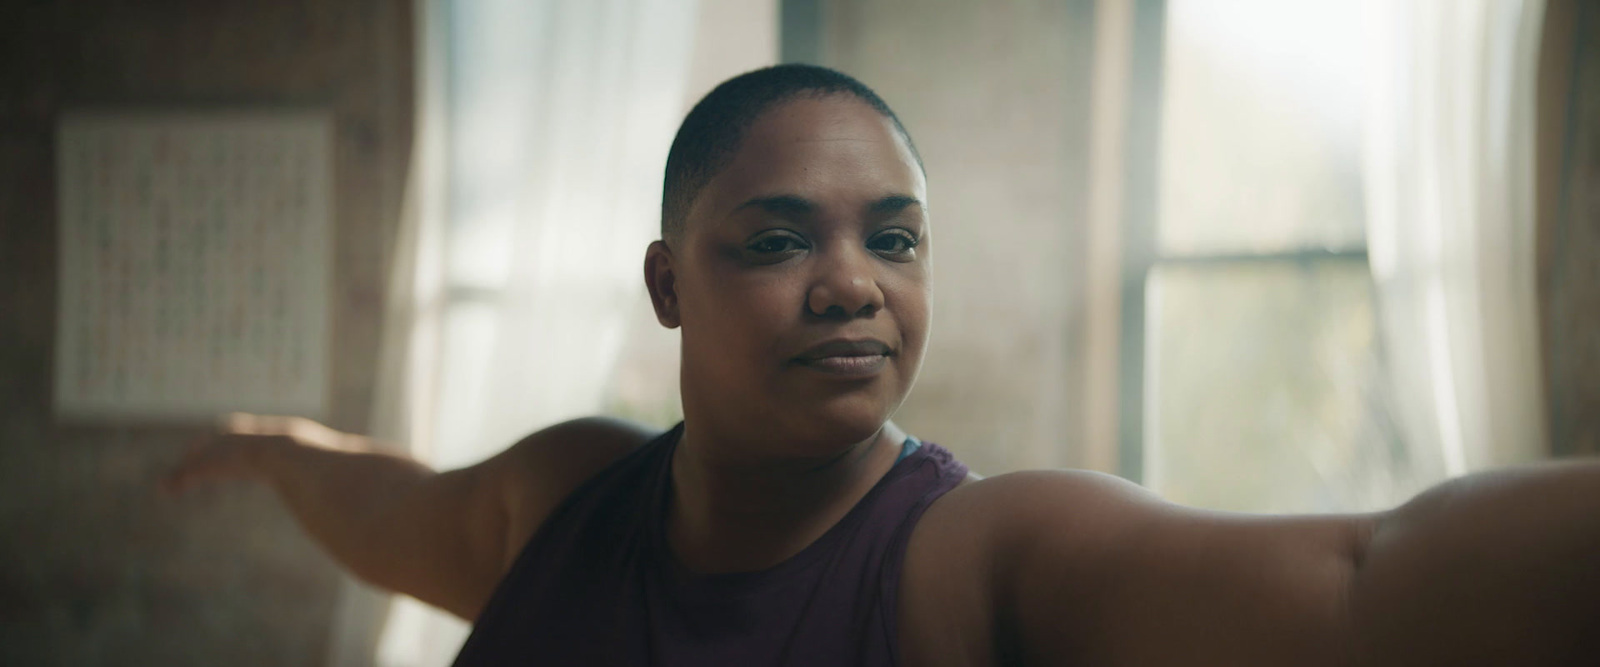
left=806, top=246, right=884, bottom=319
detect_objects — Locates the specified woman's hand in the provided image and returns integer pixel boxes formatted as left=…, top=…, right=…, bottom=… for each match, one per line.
left=163, top=413, right=360, bottom=495
left=160, top=412, right=653, bottom=620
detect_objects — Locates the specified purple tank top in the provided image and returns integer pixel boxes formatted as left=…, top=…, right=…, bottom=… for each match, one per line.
left=452, top=422, right=969, bottom=666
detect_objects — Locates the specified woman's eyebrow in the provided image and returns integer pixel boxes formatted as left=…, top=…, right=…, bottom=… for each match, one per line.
left=730, top=193, right=923, bottom=219
left=733, top=194, right=816, bottom=218
left=868, top=194, right=922, bottom=216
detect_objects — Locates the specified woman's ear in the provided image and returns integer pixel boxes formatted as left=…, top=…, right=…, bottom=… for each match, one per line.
left=644, top=240, right=681, bottom=328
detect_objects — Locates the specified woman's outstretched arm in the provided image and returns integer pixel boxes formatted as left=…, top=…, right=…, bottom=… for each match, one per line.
left=980, top=460, right=1600, bottom=666
left=164, top=414, right=651, bottom=620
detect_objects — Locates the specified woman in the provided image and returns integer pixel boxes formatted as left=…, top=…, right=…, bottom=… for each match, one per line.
left=168, top=65, right=1600, bottom=666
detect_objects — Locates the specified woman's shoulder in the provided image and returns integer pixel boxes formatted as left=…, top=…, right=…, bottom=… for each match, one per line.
left=489, top=417, right=667, bottom=568
left=896, top=468, right=1155, bottom=665
left=908, top=467, right=1169, bottom=571
left=900, top=468, right=1162, bottom=601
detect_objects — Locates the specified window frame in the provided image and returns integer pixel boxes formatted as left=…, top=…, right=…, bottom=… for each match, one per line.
left=1117, top=0, right=1372, bottom=485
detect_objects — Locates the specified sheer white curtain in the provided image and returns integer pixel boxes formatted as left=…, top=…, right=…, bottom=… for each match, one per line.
left=1364, top=0, right=1549, bottom=483
left=338, top=1, right=701, bottom=665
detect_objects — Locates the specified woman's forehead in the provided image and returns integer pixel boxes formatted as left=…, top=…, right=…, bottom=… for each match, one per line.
left=688, top=97, right=927, bottom=230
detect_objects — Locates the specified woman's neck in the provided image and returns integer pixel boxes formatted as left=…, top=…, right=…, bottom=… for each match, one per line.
left=666, top=420, right=906, bottom=574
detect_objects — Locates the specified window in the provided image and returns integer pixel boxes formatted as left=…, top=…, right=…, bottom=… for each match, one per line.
left=1123, top=0, right=1405, bottom=513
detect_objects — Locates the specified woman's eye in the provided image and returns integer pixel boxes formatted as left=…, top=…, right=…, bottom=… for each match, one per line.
left=869, top=231, right=919, bottom=255
left=746, top=233, right=806, bottom=255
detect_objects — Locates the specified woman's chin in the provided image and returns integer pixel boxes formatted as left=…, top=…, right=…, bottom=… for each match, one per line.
left=786, top=402, right=894, bottom=448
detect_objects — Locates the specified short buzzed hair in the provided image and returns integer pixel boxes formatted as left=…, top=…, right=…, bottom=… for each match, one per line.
left=660, top=64, right=923, bottom=242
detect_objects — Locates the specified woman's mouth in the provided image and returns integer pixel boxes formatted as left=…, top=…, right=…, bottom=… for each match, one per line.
left=793, top=338, right=893, bottom=378
left=799, top=353, right=889, bottom=376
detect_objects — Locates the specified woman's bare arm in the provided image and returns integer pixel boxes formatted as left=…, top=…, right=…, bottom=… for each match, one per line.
left=164, top=414, right=652, bottom=620
left=985, top=461, right=1600, bottom=666
left=1350, top=460, right=1600, bottom=665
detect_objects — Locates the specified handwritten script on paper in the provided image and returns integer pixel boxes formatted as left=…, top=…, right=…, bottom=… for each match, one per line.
left=55, top=112, right=331, bottom=422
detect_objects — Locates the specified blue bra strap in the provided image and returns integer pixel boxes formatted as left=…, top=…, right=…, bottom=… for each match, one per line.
left=895, top=436, right=923, bottom=464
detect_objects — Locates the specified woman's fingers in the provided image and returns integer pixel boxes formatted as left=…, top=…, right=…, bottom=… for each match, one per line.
left=221, top=412, right=347, bottom=450
left=164, top=415, right=285, bottom=495
left=164, top=413, right=354, bottom=496
left=164, top=435, right=242, bottom=494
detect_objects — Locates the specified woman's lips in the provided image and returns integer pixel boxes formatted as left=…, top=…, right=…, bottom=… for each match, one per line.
left=800, top=353, right=888, bottom=376
left=792, top=338, right=893, bottom=377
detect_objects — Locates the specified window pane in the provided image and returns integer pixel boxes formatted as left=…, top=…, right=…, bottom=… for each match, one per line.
left=1147, top=260, right=1406, bottom=513
left=1158, top=0, right=1369, bottom=255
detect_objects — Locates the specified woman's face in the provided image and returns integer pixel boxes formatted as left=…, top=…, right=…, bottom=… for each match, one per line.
left=648, top=95, right=931, bottom=456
